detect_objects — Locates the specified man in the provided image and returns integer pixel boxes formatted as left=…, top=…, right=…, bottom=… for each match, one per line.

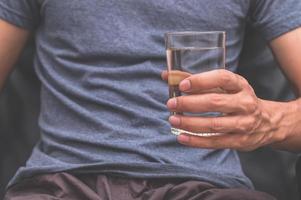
left=1, top=0, right=301, bottom=199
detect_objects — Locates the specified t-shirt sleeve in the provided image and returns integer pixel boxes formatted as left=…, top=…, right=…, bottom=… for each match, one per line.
left=0, top=0, right=40, bottom=30
left=250, top=0, right=301, bottom=41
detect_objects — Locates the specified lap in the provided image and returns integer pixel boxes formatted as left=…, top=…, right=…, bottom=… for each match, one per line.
left=4, top=172, right=276, bottom=200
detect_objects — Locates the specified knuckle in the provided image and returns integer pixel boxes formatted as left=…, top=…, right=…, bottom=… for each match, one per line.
left=232, top=140, right=243, bottom=150
left=237, top=118, right=254, bottom=134
left=273, top=132, right=286, bottom=143
left=241, top=96, right=257, bottom=113
left=240, top=135, right=250, bottom=144
left=246, top=84, right=255, bottom=94
left=235, top=118, right=245, bottom=133
left=209, top=94, right=224, bottom=108
left=243, top=118, right=256, bottom=133
left=209, top=118, right=222, bottom=132
left=179, top=118, right=190, bottom=130
left=236, top=75, right=250, bottom=90
left=218, top=70, right=232, bottom=85
left=238, top=76, right=249, bottom=87
left=235, top=136, right=250, bottom=151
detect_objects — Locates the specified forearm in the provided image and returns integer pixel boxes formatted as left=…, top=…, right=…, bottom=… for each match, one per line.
left=0, top=20, right=30, bottom=92
left=0, top=38, right=28, bottom=92
left=267, top=27, right=301, bottom=152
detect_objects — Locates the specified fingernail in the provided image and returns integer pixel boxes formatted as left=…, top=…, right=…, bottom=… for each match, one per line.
left=169, top=116, right=181, bottom=126
left=167, top=98, right=177, bottom=109
left=178, top=134, right=190, bottom=144
left=179, top=80, right=191, bottom=91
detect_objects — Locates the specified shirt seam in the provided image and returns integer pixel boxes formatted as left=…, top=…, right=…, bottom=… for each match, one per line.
left=254, top=11, right=301, bottom=41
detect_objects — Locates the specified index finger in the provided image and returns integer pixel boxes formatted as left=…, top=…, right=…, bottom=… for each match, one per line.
left=179, top=69, right=245, bottom=93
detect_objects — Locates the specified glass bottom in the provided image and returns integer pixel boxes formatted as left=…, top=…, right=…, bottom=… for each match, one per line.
left=171, top=127, right=224, bottom=137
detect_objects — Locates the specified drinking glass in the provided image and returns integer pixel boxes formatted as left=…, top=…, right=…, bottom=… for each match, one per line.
left=165, top=31, right=226, bottom=136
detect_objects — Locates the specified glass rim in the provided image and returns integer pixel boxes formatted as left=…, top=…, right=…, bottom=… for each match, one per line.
left=165, top=31, right=226, bottom=36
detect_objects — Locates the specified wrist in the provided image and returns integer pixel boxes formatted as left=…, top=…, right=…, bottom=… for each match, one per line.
left=268, top=98, right=301, bottom=150
left=260, top=99, right=293, bottom=143
left=282, top=99, right=301, bottom=139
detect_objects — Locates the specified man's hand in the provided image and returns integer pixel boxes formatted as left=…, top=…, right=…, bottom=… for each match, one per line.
left=162, top=69, right=292, bottom=151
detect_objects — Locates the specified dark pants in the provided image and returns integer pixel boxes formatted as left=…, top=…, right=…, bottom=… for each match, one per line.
left=4, top=172, right=276, bottom=200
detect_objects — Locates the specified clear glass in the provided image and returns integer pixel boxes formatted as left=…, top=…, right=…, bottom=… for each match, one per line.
left=165, top=31, right=226, bottom=136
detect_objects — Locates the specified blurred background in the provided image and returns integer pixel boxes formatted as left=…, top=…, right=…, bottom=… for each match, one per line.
left=0, top=26, right=300, bottom=200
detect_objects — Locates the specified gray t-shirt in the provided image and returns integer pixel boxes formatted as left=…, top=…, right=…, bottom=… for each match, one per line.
left=1, top=0, right=301, bottom=189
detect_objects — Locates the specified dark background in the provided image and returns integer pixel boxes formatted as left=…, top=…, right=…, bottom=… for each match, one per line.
left=0, top=27, right=300, bottom=200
